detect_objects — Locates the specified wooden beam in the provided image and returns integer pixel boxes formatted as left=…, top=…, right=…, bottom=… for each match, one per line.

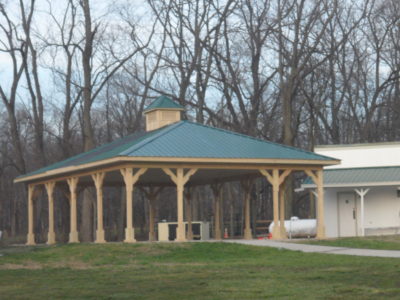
left=315, top=169, right=325, bottom=239
left=185, top=187, right=193, bottom=240
left=304, top=170, right=318, bottom=184
left=15, top=156, right=339, bottom=184
left=211, top=183, right=223, bottom=240
left=67, top=177, right=79, bottom=243
left=162, top=168, right=178, bottom=185
left=91, top=172, right=106, bottom=243
left=26, top=184, right=36, bottom=245
left=279, top=180, right=287, bottom=238
left=259, top=169, right=273, bottom=185
left=139, top=186, right=163, bottom=242
left=163, top=168, right=198, bottom=242
left=120, top=168, right=147, bottom=243
left=241, top=179, right=253, bottom=240
left=279, top=169, right=292, bottom=185
left=260, top=169, right=282, bottom=239
left=45, top=181, right=56, bottom=245
left=20, top=162, right=325, bottom=187
left=183, top=168, right=198, bottom=184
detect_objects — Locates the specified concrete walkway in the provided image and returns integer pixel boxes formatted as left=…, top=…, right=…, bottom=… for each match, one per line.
left=225, top=239, right=400, bottom=258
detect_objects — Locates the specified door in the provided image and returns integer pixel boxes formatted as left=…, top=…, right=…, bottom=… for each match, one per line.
left=338, top=193, right=357, bottom=237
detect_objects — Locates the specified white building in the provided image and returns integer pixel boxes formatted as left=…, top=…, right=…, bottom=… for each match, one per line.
left=302, top=142, right=400, bottom=238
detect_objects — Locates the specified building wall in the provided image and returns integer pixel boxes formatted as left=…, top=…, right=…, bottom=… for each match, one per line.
left=324, top=186, right=400, bottom=237
left=324, top=188, right=338, bottom=238
left=363, top=187, right=400, bottom=235
left=315, top=143, right=400, bottom=169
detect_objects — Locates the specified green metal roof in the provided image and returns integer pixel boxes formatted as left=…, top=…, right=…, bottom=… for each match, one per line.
left=17, top=121, right=337, bottom=180
left=144, top=96, right=184, bottom=112
left=302, top=166, right=400, bottom=187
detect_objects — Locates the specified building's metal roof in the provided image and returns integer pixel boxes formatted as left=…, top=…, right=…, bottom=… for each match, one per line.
left=302, top=166, right=400, bottom=188
left=316, top=141, right=400, bottom=149
left=144, top=96, right=184, bottom=112
left=17, top=121, right=337, bottom=180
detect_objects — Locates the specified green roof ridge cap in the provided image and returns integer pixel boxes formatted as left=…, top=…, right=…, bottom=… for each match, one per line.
left=183, top=121, right=337, bottom=161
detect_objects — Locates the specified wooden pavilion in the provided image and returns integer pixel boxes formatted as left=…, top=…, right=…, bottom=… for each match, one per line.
left=15, top=96, right=339, bottom=245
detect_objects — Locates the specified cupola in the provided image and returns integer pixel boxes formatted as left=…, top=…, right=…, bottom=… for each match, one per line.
left=144, top=96, right=184, bottom=131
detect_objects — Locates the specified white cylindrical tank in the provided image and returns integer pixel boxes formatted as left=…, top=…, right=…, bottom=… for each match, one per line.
left=269, top=217, right=316, bottom=238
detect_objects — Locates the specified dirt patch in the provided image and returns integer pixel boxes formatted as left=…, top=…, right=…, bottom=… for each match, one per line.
left=0, top=259, right=92, bottom=270
left=136, top=247, right=168, bottom=256
left=50, top=260, right=92, bottom=270
left=0, top=261, right=42, bottom=270
left=154, top=262, right=207, bottom=267
left=324, top=266, right=354, bottom=273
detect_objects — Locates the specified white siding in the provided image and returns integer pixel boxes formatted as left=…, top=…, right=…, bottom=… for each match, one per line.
left=323, top=186, right=400, bottom=237
left=324, top=188, right=338, bottom=237
left=363, top=187, right=400, bottom=233
left=315, top=143, right=400, bottom=169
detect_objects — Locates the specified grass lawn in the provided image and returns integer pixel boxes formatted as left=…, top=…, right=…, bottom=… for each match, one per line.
left=297, top=235, right=400, bottom=251
left=1, top=242, right=400, bottom=299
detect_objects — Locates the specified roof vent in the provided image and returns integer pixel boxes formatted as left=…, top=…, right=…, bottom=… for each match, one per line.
left=144, top=96, right=184, bottom=131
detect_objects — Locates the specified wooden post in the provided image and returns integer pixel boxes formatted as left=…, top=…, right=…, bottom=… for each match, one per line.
left=211, top=184, right=223, bottom=240
left=316, top=169, right=325, bottom=239
left=271, top=170, right=281, bottom=239
left=259, top=169, right=291, bottom=240
left=305, top=169, right=325, bottom=239
left=185, top=188, right=193, bottom=240
left=120, top=168, right=147, bottom=243
left=241, top=180, right=252, bottom=240
left=309, top=190, right=316, bottom=218
left=279, top=181, right=287, bottom=238
left=163, top=168, right=197, bottom=242
left=92, top=172, right=106, bottom=243
left=45, top=181, right=56, bottom=245
left=141, top=186, right=162, bottom=241
left=67, top=177, right=79, bottom=243
left=148, top=196, right=156, bottom=241
left=27, top=185, right=36, bottom=245
left=176, top=168, right=185, bottom=241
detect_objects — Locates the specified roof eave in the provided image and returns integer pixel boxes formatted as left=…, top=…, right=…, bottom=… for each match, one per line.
left=302, top=181, right=400, bottom=189
left=14, top=156, right=339, bottom=184
left=144, top=107, right=184, bottom=114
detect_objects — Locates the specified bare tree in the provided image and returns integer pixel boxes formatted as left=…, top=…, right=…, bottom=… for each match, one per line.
left=0, top=1, right=29, bottom=174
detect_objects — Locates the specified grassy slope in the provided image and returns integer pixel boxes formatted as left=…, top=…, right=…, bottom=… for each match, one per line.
left=299, top=235, right=400, bottom=251
left=1, top=242, right=400, bottom=299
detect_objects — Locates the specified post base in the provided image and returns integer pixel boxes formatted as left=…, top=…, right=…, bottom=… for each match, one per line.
left=124, top=227, right=136, bottom=243
left=175, top=237, right=187, bottom=242
left=215, top=229, right=222, bottom=240
left=280, top=226, right=287, bottom=239
left=187, top=231, right=193, bottom=240
left=26, top=233, right=35, bottom=246
left=271, top=225, right=282, bottom=240
left=68, top=231, right=79, bottom=243
left=148, top=231, right=156, bottom=242
left=243, top=228, right=252, bottom=240
left=95, top=229, right=106, bottom=243
left=176, top=226, right=186, bottom=242
left=316, top=226, right=325, bottom=239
